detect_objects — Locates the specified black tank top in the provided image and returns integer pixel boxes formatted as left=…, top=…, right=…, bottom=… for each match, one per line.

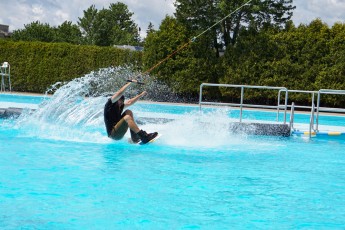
left=104, top=98, right=124, bottom=136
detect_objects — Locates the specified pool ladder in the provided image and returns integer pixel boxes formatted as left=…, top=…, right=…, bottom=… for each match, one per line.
left=287, top=89, right=345, bottom=138
left=289, top=102, right=317, bottom=138
left=199, top=83, right=345, bottom=138
left=1, top=62, right=11, bottom=92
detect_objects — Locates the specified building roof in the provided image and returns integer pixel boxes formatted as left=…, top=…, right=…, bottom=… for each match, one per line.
left=114, top=45, right=144, bottom=51
left=0, top=24, right=10, bottom=38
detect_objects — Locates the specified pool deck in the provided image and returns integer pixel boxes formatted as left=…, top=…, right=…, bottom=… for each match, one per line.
left=2, top=91, right=345, bottom=137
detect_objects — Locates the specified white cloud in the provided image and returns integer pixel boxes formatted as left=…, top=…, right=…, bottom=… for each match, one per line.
left=55, top=10, right=70, bottom=22
left=32, top=4, right=44, bottom=15
left=292, top=0, right=345, bottom=26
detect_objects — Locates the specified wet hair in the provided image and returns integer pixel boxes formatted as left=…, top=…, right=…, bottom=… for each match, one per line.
left=120, top=95, right=125, bottom=101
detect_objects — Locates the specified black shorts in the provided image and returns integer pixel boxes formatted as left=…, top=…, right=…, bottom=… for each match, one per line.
left=109, top=118, right=128, bottom=140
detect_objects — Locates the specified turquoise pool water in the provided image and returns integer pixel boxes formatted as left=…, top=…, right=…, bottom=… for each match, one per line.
left=0, top=93, right=47, bottom=104
left=1, top=93, right=345, bottom=229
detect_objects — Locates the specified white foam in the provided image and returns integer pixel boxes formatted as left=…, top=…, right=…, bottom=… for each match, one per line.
left=0, top=102, right=38, bottom=109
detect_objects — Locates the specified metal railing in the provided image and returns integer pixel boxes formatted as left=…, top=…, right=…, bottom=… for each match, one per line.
left=316, top=89, right=345, bottom=131
left=278, top=89, right=318, bottom=110
left=199, top=84, right=345, bottom=137
left=278, top=89, right=345, bottom=135
left=278, top=89, right=318, bottom=131
left=309, top=102, right=316, bottom=138
left=289, top=102, right=295, bottom=134
left=0, top=62, right=11, bottom=92
left=199, top=83, right=289, bottom=123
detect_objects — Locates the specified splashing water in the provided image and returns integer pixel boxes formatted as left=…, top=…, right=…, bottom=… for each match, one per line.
left=155, top=109, right=239, bottom=148
left=15, top=66, right=177, bottom=143
left=12, top=65, right=267, bottom=148
left=150, top=108, right=274, bottom=150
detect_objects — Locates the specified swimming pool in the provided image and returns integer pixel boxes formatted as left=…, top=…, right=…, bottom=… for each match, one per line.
left=1, top=70, right=345, bottom=229
left=1, top=93, right=345, bottom=229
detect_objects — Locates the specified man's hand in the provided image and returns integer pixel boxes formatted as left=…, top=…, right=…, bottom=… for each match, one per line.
left=127, top=79, right=145, bottom=85
left=140, top=91, right=147, bottom=97
left=124, top=91, right=148, bottom=108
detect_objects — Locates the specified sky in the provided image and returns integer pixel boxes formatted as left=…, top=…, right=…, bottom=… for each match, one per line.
left=0, top=0, right=344, bottom=38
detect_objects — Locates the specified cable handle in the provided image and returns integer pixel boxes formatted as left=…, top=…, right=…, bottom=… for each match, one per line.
left=127, top=79, right=145, bottom=85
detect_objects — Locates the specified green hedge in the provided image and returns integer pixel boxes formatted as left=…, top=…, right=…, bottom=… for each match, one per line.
left=0, top=40, right=142, bottom=92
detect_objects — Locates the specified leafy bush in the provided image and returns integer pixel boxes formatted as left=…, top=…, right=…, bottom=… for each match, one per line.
left=0, top=40, right=142, bottom=92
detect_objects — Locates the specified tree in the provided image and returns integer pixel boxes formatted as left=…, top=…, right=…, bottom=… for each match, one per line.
left=11, top=21, right=56, bottom=42
left=143, top=16, right=189, bottom=81
left=78, top=5, right=98, bottom=45
left=55, top=21, right=82, bottom=44
left=11, top=20, right=82, bottom=44
left=146, top=22, right=155, bottom=35
left=174, top=0, right=295, bottom=49
left=107, top=2, right=140, bottom=45
left=78, top=2, right=140, bottom=46
left=143, top=16, right=221, bottom=96
left=174, top=0, right=221, bottom=55
left=141, top=22, right=155, bottom=45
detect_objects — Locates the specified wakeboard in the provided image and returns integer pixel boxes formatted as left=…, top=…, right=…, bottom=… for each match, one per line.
left=128, top=134, right=162, bottom=145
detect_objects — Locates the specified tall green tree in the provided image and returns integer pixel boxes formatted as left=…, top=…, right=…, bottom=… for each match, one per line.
left=55, top=21, right=82, bottom=44
left=78, top=2, right=140, bottom=46
left=107, top=2, right=140, bottom=46
left=174, top=0, right=221, bottom=54
left=141, top=22, right=155, bottom=45
left=227, top=0, right=295, bottom=46
left=78, top=5, right=98, bottom=45
left=175, top=0, right=295, bottom=48
left=143, top=16, right=189, bottom=83
left=144, top=16, right=221, bottom=95
left=146, top=22, right=155, bottom=35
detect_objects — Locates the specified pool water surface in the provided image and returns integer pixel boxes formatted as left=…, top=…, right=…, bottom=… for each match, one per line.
left=1, top=92, right=345, bottom=229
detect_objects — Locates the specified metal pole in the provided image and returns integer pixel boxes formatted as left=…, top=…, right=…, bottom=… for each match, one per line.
left=240, top=87, right=244, bottom=122
left=277, top=89, right=282, bottom=121
left=199, top=84, right=203, bottom=111
left=316, top=91, right=321, bottom=132
left=284, top=89, right=288, bottom=124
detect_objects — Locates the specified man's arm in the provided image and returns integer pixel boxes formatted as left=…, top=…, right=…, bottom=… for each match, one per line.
left=124, top=91, right=147, bottom=109
left=110, top=82, right=132, bottom=103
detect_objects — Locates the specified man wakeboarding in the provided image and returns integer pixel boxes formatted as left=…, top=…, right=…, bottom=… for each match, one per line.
left=104, top=80, right=158, bottom=144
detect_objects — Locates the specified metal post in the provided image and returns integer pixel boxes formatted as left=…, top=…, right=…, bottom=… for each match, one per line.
left=316, top=91, right=321, bottom=132
left=284, top=89, right=288, bottom=124
left=0, top=62, right=11, bottom=92
left=277, top=89, right=282, bottom=122
left=309, top=102, right=315, bottom=138
left=311, top=92, right=315, bottom=131
left=240, top=87, right=244, bottom=122
left=199, top=83, right=203, bottom=110
left=289, top=102, right=295, bottom=134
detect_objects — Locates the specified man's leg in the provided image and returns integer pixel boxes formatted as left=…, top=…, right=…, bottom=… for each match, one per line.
left=123, top=110, right=158, bottom=144
left=123, top=110, right=141, bottom=142
left=123, top=110, right=140, bottom=133
left=110, top=118, right=129, bottom=140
